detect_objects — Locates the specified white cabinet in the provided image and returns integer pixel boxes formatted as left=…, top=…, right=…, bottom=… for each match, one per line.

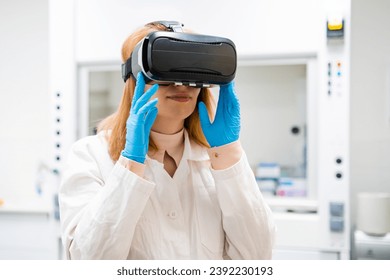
left=0, top=212, right=61, bottom=260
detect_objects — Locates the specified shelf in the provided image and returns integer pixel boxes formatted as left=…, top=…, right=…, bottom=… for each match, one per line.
left=238, top=52, right=317, bottom=66
left=264, top=196, right=318, bottom=213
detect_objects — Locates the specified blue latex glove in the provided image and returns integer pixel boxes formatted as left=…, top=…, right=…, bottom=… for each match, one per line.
left=198, top=82, right=241, bottom=147
left=121, top=73, right=159, bottom=163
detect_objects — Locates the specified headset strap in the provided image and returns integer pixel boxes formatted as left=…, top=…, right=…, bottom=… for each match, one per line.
left=122, top=21, right=184, bottom=82
left=154, top=21, right=184, bottom=32
left=121, top=56, right=132, bottom=82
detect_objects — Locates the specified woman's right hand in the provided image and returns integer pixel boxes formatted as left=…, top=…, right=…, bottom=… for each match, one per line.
left=121, top=73, right=159, bottom=163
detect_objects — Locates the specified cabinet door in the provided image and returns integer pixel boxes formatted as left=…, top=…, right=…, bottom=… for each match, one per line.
left=0, top=213, right=60, bottom=260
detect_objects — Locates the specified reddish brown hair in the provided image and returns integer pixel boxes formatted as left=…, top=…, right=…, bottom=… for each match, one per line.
left=98, top=22, right=214, bottom=162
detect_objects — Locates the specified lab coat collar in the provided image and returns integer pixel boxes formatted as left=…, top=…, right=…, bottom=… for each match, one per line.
left=145, top=129, right=210, bottom=165
left=182, top=129, right=210, bottom=162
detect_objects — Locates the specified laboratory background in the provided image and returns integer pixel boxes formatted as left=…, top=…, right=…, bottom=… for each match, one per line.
left=0, top=0, right=389, bottom=260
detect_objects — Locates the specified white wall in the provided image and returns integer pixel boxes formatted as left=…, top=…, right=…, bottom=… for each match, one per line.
left=75, top=0, right=320, bottom=63
left=350, top=0, right=390, bottom=223
left=0, top=0, right=49, bottom=199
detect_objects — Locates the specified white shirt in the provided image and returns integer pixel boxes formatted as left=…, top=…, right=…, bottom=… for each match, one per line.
left=148, top=129, right=185, bottom=166
left=59, top=130, right=275, bottom=260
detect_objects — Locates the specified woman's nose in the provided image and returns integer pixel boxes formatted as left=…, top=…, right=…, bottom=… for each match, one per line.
left=173, top=84, right=190, bottom=91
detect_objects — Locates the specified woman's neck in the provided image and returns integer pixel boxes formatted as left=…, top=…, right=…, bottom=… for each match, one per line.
left=151, top=116, right=184, bottom=135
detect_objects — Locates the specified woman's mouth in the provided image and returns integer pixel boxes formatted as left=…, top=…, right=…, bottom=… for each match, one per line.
left=167, top=95, right=191, bottom=102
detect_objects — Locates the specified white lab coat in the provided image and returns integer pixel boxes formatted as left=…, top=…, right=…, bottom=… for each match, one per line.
left=59, top=130, right=275, bottom=260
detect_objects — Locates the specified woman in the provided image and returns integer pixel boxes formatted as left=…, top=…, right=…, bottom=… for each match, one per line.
left=59, top=21, right=275, bottom=260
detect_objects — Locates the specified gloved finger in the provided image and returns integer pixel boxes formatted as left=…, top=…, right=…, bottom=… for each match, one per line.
left=220, top=81, right=234, bottom=90
left=219, top=82, right=239, bottom=110
left=144, top=106, right=158, bottom=134
left=198, top=101, right=212, bottom=127
left=132, top=72, right=146, bottom=106
left=219, top=81, right=235, bottom=100
left=133, top=84, right=159, bottom=113
left=137, top=98, right=158, bottom=117
left=214, top=84, right=229, bottom=117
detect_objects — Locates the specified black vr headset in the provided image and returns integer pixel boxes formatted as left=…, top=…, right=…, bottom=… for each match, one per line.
left=121, top=21, right=237, bottom=88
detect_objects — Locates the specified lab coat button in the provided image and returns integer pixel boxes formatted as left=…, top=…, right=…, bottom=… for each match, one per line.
left=169, top=211, right=177, bottom=219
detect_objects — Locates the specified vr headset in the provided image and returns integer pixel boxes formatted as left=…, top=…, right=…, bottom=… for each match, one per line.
left=121, top=21, right=237, bottom=87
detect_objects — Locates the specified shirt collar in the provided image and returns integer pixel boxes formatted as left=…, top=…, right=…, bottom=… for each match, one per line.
left=182, top=130, right=210, bottom=162
left=146, top=129, right=209, bottom=164
left=149, top=129, right=184, bottom=165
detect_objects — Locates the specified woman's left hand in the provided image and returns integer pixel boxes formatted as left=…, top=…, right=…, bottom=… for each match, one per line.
left=198, top=82, right=241, bottom=147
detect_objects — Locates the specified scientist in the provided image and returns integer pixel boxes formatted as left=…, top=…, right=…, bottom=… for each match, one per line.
left=59, top=21, right=275, bottom=260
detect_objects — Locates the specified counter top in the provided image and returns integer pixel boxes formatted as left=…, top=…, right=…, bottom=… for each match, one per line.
left=0, top=195, right=52, bottom=214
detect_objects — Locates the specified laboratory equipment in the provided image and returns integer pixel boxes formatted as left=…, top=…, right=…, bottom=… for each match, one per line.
left=353, top=230, right=390, bottom=260
left=357, top=192, right=390, bottom=236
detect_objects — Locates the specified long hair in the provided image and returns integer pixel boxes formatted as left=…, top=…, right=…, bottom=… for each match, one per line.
left=98, top=22, right=214, bottom=162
